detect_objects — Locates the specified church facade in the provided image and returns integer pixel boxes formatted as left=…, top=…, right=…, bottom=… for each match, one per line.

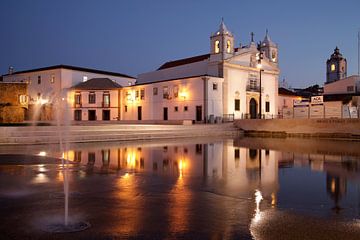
left=122, top=20, right=280, bottom=121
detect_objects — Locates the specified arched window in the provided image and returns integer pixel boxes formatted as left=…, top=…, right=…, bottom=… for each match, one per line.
left=226, top=40, right=231, bottom=53
left=215, top=40, right=220, bottom=54
left=331, top=64, right=336, bottom=72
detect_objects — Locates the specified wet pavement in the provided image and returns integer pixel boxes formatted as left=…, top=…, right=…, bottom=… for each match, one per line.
left=0, top=137, right=359, bottom=239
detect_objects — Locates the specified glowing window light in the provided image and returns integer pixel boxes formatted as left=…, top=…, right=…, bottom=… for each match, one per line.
left=37, top=151, right=47, bottom=157
left=214, top=40, right=220, bottom=54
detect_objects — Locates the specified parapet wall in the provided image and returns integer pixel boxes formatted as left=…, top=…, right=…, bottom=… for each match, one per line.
left=234, top=118, right=360, bottom=137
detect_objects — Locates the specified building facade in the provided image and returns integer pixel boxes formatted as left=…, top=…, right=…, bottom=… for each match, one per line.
left=136, top=21, right=280, bottom=120
left=2, top=65, right=136, bottom=121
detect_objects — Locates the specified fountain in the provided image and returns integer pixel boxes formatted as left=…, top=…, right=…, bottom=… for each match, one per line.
left=41, top=90, right=90, bottom=233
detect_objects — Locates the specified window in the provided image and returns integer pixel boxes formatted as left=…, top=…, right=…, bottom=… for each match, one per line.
left=124, top=105, right=128, bottom=112
left=37, top=76, right=41, bottom=84
left=83, top=76, right=88, bottom=82
left=196, top=144, right=202, bottom=154
left=174, top=106, right=178, bottom=112
left=271, top=51, right=277, bottom=62
left=173, top=85, right=179, bottom=98
left=215, top=40, right=220, bottom=54
left=163, top=86, right=169, bottom=99
left=226, top=40, right=231, bottom=53
left=184, top=106, right=188, bottom=111
left=50, top=74, right=55, bottom=83
left=331, top=64, right=336, bottom=72
left=74, top=151, right=82, bottom=162
left=75, top=92, right=81, bottom=105
left=88, top=152, right=95, bottom=165
left=213, top=83, right=218, bottom=90
left=347, top=86, right=354, bottom=92
left=234, top=99, right=240, bottom=111
left=135, top=90, right=139, bottom=100
left=102, top=149, right=110, bottom=165
left=153, top=87, right=158, bottom=95
left=265, top=101, right=270, bottom=112
left=103, top=92, right=110, bottom=107
left=89, top=92, right=96, bottom=104
left=74, top=110, right=82, bottom=121
left=234, top=149, right=240, bottom=159
left=140, top=89, right=145, bottom=100
left=19, top=95, right=28, bottom=104
left=37, top=93, right=41, bottom=100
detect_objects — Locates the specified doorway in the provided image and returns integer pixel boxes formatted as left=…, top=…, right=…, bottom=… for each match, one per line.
left=102, top=110, right=110, bottom=121
left=250, top=98, right=257, bottom=119
left=196, top=105, right=202, bottom=122
left=88, top=110, right=96, bottom=121
left=138, top=106, right=142, bottom=120
left=163, top=107, right=168, bottom=120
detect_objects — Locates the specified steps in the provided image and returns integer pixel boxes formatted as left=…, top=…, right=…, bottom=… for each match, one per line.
left=0, top=123, right=242, bottom=145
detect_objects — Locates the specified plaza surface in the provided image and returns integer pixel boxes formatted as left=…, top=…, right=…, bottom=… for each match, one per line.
left=0, top=137, right=359, bottom=239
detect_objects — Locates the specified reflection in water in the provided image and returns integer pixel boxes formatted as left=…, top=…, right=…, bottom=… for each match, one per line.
left=1, top=137, right=360, bottom=238
left=253, top=190, right=263, bottom=223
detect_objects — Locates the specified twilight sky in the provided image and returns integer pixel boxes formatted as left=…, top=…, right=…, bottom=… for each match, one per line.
left=1, top=0, right=359, bottom=88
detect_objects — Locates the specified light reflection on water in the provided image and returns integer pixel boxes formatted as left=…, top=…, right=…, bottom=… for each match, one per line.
left=0, top=137, right=359, bottom=239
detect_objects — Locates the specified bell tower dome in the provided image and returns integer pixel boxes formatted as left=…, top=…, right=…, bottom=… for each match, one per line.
left=326, top=47, right=347, bottom=83
left=210, top=19, right=234, bottom=62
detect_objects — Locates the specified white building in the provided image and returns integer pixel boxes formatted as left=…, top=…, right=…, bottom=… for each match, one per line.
left=134, top=21, right=280, bottom=121
left=2, top=65, right=136, bottom=120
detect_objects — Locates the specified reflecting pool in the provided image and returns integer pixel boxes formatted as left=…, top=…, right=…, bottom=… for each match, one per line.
left=0, top=137, right=359, bottom=239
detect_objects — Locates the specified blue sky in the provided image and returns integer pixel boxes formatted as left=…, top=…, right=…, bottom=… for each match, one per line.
left=1, top=0, right=359, bottom=88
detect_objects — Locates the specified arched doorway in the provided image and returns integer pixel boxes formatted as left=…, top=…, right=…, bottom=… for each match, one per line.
left=250, top=98, right=257, bottom=119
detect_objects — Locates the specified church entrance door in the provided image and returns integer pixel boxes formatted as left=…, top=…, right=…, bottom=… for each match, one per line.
left=250, top=98, right=257, bottom=119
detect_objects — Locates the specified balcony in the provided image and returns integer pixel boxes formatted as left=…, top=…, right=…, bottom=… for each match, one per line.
left=246, top=85, right=260, bottom=92
left=74, top=103, right=82, bottom=108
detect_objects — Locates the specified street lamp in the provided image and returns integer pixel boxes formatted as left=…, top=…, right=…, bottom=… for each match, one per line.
left=256, top=52, right=264, bottom=119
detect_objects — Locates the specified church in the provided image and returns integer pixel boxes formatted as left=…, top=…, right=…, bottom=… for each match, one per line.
left=121, top=20, right=280, bottom=122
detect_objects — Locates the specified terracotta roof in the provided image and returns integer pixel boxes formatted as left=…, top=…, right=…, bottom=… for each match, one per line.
left=72, top=78, right=122, bottom=90
left=157, top=54, right=210, bottom=70
left=278, top=87, right=298, bottom=96
left=2, top=64, right=135, bottom=79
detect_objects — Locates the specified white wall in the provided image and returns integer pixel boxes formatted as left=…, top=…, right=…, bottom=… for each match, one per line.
left=121, top=76, right=223, bottom=121
left=324, top=75, right=360, bottom=95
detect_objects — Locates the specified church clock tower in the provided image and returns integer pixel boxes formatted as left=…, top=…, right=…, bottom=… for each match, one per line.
left=210, top=19, right=234, bottom=62
left=326, top=47, right=347, bottom=83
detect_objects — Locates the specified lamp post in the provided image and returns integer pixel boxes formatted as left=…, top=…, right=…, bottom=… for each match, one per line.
left=257, top=52, right=264, bottom=119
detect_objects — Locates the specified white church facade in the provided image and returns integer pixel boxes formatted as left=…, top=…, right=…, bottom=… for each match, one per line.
left=123, top=21, right=280, bottom=121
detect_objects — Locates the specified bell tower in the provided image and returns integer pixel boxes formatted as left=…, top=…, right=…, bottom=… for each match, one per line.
left=260, top=30, right=278, bottom=66
left=210, top=19, right=234, bottom=62
left=326, top=47, right=347, bottom=83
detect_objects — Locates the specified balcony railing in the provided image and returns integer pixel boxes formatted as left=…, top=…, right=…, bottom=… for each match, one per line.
left=246, top=85, right=260, bottom=92
left=74, top=103, right=82, bottom=108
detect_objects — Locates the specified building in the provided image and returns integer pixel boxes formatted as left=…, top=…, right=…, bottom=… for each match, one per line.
left=326, top=47, right=347, bottom=84
left=277, top=87, right=301, bottom=118
left=128, top=21, right=280, bottom=121
left=70, top=78, right=122, bottom=121
left=0, top=82, right=28, bottom=123
left=2, top=21, right=280, bottom=123
left=2, top=65, right=136, bottom=121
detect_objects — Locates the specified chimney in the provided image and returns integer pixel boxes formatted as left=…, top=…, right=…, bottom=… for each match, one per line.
left=8, top=66, right=14, bottom=75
